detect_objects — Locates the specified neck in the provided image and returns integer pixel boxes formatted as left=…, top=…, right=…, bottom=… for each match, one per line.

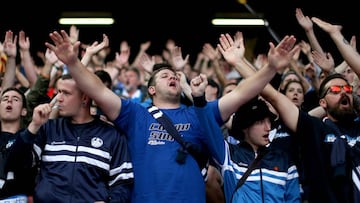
left=152, top=100, right=181, bottom=109
left=71, top=111, right=94, bottom=124
left=152, top=94, right=182, bottom=109
left=1, top=121, right=21, bottom=134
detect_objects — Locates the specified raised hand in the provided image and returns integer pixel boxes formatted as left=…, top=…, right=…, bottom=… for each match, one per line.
left=3, top=30, right=17, bottom=58
left=171, top=46, right=189, bottom=71
left=45, top=48, right=60, bottom=65
left=45, top=30, right=81, bottom=66
left=18, top=30, right=30, bottom=51
left=69, top=25, right=79, bottom=45
left=85, top=34, right=109, bottom=56
left=267, top=35, right=298, bottom=72
left=295, top=8, right=313, bottom=32
left=217, top=31, right=245, bottom=65
left=190, top=73, right=208, bottom=97
left=311, top=17, right=343, bottom=37
left=28, top=103, right=53, bottom=133
left=139, top=53, right=155, bottom=73
left=312, top=50, right=335, bottom=73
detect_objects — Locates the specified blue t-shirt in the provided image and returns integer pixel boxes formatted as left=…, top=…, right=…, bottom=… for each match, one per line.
left=114, top=98, right=222, bottom=203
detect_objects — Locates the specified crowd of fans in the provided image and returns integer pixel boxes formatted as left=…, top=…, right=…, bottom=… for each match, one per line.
left=0, top=7, right=359, bottom=203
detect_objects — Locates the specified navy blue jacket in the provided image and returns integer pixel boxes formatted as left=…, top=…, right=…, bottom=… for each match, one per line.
left=10, top=116, right=134, bottom=203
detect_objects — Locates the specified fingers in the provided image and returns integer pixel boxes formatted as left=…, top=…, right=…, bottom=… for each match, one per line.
left=50, top=97, right=59, bottom=110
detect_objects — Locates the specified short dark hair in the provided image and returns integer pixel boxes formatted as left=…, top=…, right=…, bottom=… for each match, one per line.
left=94, top=70, right=112, bottom=89
left=147, top=66, right=175, bottom=88
left=1, top=87, right=27, bottom=109
left=152, top=63, right=172, bottom=72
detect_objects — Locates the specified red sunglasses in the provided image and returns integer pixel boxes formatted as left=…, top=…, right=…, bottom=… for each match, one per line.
left=325, top=85, right=353, bottom=96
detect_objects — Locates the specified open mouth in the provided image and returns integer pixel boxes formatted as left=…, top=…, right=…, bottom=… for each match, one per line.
left=169, top=81, right=176, bottom=87
left=340, top=96, right=350, bottom=106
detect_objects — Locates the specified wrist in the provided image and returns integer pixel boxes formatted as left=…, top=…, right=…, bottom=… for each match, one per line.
left=192, top=94, right=206, bottom=107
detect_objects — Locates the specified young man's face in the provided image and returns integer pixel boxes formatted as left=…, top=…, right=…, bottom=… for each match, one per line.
left=244, top=117, right=272, bottom=150
left=151, top=69, right=181, bottom=98
left=56, top=78, right=84, bottom=117
left=0, top=90, right=26, bottom=122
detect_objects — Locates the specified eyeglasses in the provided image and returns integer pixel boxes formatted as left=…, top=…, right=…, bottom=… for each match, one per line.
left=322, top=85, right=353, bottom=97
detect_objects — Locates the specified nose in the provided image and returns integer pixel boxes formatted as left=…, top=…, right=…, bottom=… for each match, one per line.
left=169, top=75, right=178, bottom=81
left=56, top=93, right=64, bottom=101
left=264, top=119, right=272, bottom=131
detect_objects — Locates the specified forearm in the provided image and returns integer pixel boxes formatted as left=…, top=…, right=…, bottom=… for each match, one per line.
left=80, top=52, right=92, bottom=67
left=193, top=57, right=203, bottom=71
left=67, top=60, right=106, bottom=99
left=261, top=84, right=298, bottom=131
left=305, top=29, right=324, bottom=54
left=331, top=33, right=360, bottom=76
left=182, top=83, right=193, bottom=103
left=40, top=60, right=54, bottom=79
left=27, top=122, right=43, bottom=135
left=7, top=129, right=37, bottom=171
left=289, top=60, right=311, bottom=92
left=130, top=49, right=146, bottom=68
left=20, top=50, right=38, bottom=86
left=212, top=59, right=227, bottom=88
left=67, top=59, right=120, bottom=120
left=334, top=60, right=348, bottom=73
left=1, top=56, right=16, bottom=91
left=15, top=68, right=30, bottom=88
left=233, top=59, right=256, bottom=78
left=219, top=62, right=275, bottom=121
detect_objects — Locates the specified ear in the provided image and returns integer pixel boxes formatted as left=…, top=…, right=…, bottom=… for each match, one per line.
left=319, top=98, right=327, bottom=109
left=148, top=86, right=156, bottom=96
left=21, top=108, right=27, bottom=117
left=82, top=94, right=91, bottom=106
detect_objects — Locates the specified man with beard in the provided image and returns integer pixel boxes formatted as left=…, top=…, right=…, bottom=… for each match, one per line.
left=259, top=72, right=360, bottom=203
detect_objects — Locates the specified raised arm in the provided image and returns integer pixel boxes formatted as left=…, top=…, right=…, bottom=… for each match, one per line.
left=202, top=43, right=227, bottom=88
left=45, top=30, right=121, bottom=121
left=217, top=33, right=298, bottom=121
left=191, top=73, right=226, bottom=163
left=130, top=40, right=151, bottom=68
left=18, top=30, right=38, bottom=87
left=295, top=8, right=324, bottom=54
left=312, top=17, right=360, bottom=77
left=80, top=34, right=109, bottom=67
left=218, top=31, right=299, bottom=131
left=2, top=30, right=17, bottom=92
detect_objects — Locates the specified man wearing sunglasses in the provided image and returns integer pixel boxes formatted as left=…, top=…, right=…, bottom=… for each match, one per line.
left=260, top=13, right=360, bottom=202
left=319, top=84, right=353, bottom=99
left=261, top=70, right=360, bottom=203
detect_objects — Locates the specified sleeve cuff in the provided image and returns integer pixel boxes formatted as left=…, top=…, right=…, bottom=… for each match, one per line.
left=192, top=94, right=206, bottom=107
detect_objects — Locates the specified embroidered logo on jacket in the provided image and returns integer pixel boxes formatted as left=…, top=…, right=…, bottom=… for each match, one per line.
left=5, top=139, right=15, bottom=149
left=91, top=137, right=103, bottom=148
